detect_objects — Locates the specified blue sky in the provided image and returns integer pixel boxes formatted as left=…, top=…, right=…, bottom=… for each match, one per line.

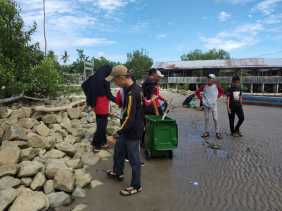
left=17, top=0, right=282, bottom=63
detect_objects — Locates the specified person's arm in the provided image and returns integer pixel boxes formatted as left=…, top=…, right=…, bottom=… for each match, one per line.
left=217, top=83, right=224, bottom=98
left=117, top=92, right=137, bottom=135
left=240, top=91, right=243, bottom=105
left=227, top=96, right=231, bottom=114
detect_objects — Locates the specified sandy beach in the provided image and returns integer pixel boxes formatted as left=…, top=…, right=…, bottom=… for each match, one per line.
left=63, top=91, right=282, bottom=211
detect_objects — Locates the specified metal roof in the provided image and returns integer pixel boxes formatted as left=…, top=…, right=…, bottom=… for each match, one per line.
left=153, top=58, right=282, bottom=70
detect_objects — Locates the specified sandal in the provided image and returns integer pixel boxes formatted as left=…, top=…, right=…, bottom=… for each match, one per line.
left=106, top=170, right=124, bottom=181
left=216, top=133, right=223, bottom=139
left=120, top=187, right=142, bottom=196
left=201, top=132, right=209, bottom=138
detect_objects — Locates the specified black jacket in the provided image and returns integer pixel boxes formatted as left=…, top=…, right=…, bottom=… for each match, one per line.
left=117, top=83, right=144, bottom=140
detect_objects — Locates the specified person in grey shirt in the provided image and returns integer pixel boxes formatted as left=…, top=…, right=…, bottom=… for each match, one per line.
left=196, top=74, right=224, bottom=139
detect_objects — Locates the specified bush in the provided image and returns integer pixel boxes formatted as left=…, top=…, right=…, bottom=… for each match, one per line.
left=25, top=58, right=62, bottom=97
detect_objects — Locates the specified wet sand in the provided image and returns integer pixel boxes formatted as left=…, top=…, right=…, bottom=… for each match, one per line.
left=64, top=92, right=282, bottom=211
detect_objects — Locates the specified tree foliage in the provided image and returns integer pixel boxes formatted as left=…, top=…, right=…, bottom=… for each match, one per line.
left=181, top=49, right=231, bottom=61
left=125, top=49, right=153, bottom=79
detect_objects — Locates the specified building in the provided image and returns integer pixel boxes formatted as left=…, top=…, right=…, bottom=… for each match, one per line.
left=153, top=58, right=282, bottom=93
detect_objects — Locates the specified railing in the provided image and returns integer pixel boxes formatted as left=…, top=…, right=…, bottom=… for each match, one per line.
left=165, top=76, right=282, bottom=84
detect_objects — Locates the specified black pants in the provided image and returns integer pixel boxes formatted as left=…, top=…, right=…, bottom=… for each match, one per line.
left=93, top=114, right=108, bottom=149
left=228, top=106, right=245, bottom=134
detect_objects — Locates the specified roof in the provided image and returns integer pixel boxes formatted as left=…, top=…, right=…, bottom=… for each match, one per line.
left=153, top=58, right=282, bottom=70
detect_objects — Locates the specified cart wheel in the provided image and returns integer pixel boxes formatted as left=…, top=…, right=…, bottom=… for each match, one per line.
left=168, top=150, right=173, bottom=159
left=145, top=150, right=152, bottom=160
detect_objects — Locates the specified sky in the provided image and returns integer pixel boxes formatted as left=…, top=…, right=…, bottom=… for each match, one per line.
left=16, top=0, right=282, bottom=63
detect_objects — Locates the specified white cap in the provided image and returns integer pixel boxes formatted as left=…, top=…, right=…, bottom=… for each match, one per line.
left=208, top=74, right=216, bottom=79
left=156, top=70, right=164, bottom=78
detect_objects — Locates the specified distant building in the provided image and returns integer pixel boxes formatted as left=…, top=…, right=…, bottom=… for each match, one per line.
left=153, top=58, right=282, bottom=93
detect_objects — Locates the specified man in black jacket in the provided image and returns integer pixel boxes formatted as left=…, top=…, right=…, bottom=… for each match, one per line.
left=105, top=65, right=144, bottom=196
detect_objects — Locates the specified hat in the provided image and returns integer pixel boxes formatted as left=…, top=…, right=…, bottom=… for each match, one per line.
left=105, top=65, right=129, bottom=82
left=208, top=74, right=216, bottom=79
left=156, top=70, right=164, bottom=78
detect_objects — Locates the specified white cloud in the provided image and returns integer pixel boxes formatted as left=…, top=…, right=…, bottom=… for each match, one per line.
left=218, top=11, right=232, bottom=22
left=201, top=23, right=264, bottom=50
left=78, top=0, right=135, bottom=11
left=156, top=34, right=167, bottom=39
left=96, top=52, right=126, bottom=62
left=255, top=0, right=282, bottom=15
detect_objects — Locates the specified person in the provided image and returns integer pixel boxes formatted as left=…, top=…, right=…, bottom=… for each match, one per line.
left=195, top=74, right=224, bottom=139
left=142, top=69, right=167, bottom=115
left=106, top=65, right=144, bottom=196
left=226, top=75, right=245, bottom=137
left=81, top=65, right=114, bottom=153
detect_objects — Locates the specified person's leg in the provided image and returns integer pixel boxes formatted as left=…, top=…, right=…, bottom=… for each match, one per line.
left=126, top=140, right=141, bottom=189
left=228, top=108, right=236, bottom=134
left=211, top=106, right=219, bottom=134
left=235, top=106, right=245, bottom=133
left=93, top=115, right=102, bottom=149
left=204, top=107, right=210, bottom=133
left=113, top=135, right=126, bottom=176
left=100, top=115, right=108, bottom=146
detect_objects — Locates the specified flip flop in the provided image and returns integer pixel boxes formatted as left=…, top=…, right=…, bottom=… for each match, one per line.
left=120, top=187, right=142, bottom=196
left=106, top=170, right=124, bottom=181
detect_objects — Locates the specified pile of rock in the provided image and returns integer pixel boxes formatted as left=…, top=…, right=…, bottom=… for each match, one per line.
left=0, top=100, right=117, bottom=210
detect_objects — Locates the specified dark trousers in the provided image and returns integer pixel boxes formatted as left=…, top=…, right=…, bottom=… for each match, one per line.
left=228, top=105, right=245, bottom=134
left=93, top=114, right=108, bottom=149
left=113, top=135, right=141, bottom=189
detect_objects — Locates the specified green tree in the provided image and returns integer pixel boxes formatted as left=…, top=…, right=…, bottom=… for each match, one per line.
left=69, top=49, right=90, bottom=73
left=181, top=49, right=231, bottom=61
left=125, top=49, right=153, bottom=79
left=91, top=56, right=119, bottom=72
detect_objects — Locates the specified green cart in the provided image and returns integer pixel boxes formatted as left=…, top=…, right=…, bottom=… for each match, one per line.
left=144, top=115, right=178, bottom=160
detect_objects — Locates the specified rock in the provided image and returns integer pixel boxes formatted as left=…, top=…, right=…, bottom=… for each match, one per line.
left=43, top=180, right=54, bottom=194
left=9, top=188, right=49, bottom=211
left=18, top=161, right=44, bottom=177
left=46, top=149, right=65, bottom=159
left=54, top=169, right=75, bottom=193
left=2, top=141, right=28, bottom=149
left=35, top=122, right=50, bottom=137
left=55, top=143, right=76, bottom=157
left=72, top=187, right=86, bottom=198
left=10, top=109, right=26, bottom=119
left=60, top=116, right=72, bottom=134
left=0, top=128, right=4, bottom=139
left=0, top=107, right=11, bottom=119
left=65, top=159, right=83, bottom=169
left=3, top=125, right=27, bottom=141
left=0, top=146, right=20, bottom=166
left=0, top=176, right=21, bottom=190
left=22, top=107, right=32, bottom=118
left=0, top=164, right=18, bottom=177
left=18, top=118, right=38, bottom=129
left=30, top=172, right=46, bottom=190
left=45, top=159, right=68, bottom=179
left=97, top=150, right=112, bottom=159
left=0, top=188, right=17, bottom=210
left=72, top=204, right=88, bottom=211
left=20, top=148, right=40, bottom=161
left=47, top=192, right=71, bottom=208
left=90, top=180, right=103, bottom=189
left=67, top=107, right=80, bottom=119
left=64, top=135, right=76, bottom=145
left=21, top=178, right=32, bottom=187
left=80, top=153, right=99, bottom=166
left=75, top=169, right=92, bottom=188
left=27, top=133, right=49, bottom=149
left=71, top=119, right=81, bottom=129
left=42, top=114, right=58, bottom=124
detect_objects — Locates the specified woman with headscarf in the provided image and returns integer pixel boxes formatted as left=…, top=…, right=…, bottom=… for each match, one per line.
left=82, top=65, right=114, bottom=152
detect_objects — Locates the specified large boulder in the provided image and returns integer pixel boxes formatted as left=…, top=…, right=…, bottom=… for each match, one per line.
left=34, top=122, right=50, bottom=137
left=0, top=188, right=17, bottom=210
left=47, top=192, right=71, bottom=208
left=0, top=176, right=21, bottom=190
left=30, top=172, right=46, bottom=190
left=45, top=159, right=69, bottom=179
left=20, top=148, right=40, bottom=161
left=21, top=178, right=32, bottom=187
left=67, top=107, right=80, bottom=119
left=0, top=164, right=18, bottom=177
left=18, top=118, right=38, bottom=130
left=18, top=161, right=44, bottom=177
left=54, top=169, right=75, bottom=193
left=65, top=159, right=83, bottom=169
left=9, top=188, right=49, bottom=211
left=75, top=169, right=92, bottom=188
left=42, top=114, right=58, bottom=124
left=0, top=146, right=20, bottom=166
left=55, top=143, right=76, bottom=157
left=72, top=187, right=86, bottom=198
left=27, top=133, right=49, bottom=149
left=43, top=180, right=54, bottom=194
left=45, top=149, right=65, bottom=159
left=3, top=126, right=27, bottom=141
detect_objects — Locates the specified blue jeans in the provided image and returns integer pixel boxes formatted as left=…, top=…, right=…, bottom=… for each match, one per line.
left=113, top=135, right=141, bottom=189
